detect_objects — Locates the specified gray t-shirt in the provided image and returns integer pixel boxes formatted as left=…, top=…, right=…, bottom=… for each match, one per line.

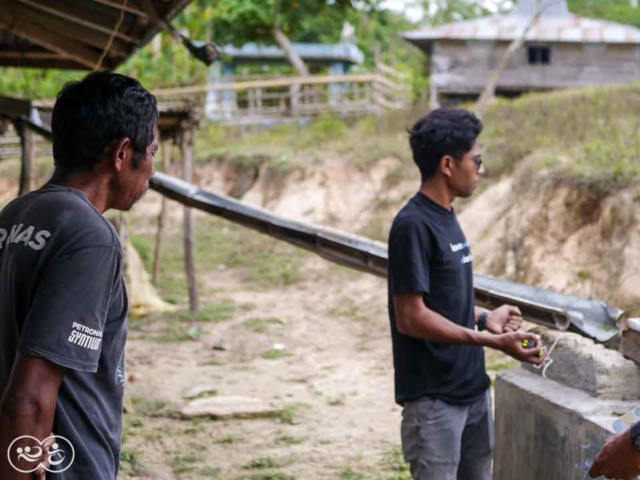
left=0, top=184, right=128, bottom=479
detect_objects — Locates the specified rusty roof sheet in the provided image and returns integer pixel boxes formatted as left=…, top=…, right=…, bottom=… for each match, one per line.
left=403, top=13, right=640, bottom=45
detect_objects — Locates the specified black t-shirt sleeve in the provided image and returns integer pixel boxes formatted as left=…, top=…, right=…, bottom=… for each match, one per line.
left=18, top=245, right=120, bottom=372
left=389, top=217, right=432, bottom=296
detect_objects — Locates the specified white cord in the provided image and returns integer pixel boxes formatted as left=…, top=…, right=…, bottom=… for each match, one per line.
left=532, top=333, right=571, bottom=378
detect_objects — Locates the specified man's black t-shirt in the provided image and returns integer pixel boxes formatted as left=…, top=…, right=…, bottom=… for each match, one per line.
left=0, top=184, right=128, bottom=479
left=388, top=192, right=490, bottom=405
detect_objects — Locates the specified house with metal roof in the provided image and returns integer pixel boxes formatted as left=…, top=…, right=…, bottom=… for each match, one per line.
left=205, top=41, right=365, bottom=122
left=403, top=0, right=640, bottom=103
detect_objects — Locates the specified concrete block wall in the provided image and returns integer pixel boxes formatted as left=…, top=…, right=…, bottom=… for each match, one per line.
left=494, top=369, right=638, bottom=480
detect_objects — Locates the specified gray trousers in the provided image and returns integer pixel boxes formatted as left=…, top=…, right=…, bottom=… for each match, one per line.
left=400, top=389, right=494, bottom=480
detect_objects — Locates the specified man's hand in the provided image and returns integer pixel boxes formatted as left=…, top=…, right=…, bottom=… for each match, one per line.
left=588, top=430, right=640, bottom=479
left=496, top=331, right=545, bottom=365
left=486, top=305, right=523, bottom=334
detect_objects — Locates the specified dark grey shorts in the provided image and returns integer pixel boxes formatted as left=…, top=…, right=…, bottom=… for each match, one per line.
left=400, top=389, right=494, bottom=480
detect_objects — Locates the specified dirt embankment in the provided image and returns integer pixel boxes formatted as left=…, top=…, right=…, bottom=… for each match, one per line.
left=194, top=153, right=640, bottom=314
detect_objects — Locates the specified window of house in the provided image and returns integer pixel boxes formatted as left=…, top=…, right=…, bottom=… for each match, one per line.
left=528, top=46, right=551, bottom=65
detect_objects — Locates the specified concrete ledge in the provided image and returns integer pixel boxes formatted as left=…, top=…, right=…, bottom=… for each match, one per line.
left=523, top=328, right=640, bottom=400
left=495, top=368, right=638, bottom=480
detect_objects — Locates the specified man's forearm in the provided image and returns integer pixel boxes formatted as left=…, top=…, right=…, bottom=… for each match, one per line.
left=399, top=307, right=501, bottom=349
left=0, top=393, right=55, bottom=479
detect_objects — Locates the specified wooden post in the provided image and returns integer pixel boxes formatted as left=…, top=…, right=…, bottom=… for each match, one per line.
left=152, top=137, right=170, bottom=285
left=181, top=127, right=199, bottom=315
left=290, top=83, right=300, bottom=119
left=16, top=120, right=35, bottom=195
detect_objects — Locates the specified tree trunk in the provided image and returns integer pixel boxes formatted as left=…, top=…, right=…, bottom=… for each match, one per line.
left=476, top=0, right=544, bottom=117
left=273, top=27, right=308, bottom=76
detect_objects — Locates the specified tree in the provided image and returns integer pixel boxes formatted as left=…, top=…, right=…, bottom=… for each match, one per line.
left=476, top=0, right=543, bottom=115
left=414, top=0, right=515, bottom=25
left=568, top=0, right=640, bottom=26
left=185, top=0, right=362, bottom=76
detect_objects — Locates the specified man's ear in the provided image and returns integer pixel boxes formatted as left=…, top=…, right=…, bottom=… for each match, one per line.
left=440, top=155, right=455, bottom=178
left=111, top=138, right=132, bottom=173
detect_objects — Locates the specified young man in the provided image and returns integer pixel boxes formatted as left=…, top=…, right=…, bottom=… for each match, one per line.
left=0, top=72, right=158, bottom=479
left=388, top=107, right=545, bottom=480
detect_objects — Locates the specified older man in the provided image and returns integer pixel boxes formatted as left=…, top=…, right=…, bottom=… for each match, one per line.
left=0, top=72, right=158, bottom=479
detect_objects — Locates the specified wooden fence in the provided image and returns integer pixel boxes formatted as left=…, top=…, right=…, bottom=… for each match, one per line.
left=0, top=132, right=50, bottom=160
left=152, top=62, right=410, bottom=124
left=0, top=64, right=411, bottom=158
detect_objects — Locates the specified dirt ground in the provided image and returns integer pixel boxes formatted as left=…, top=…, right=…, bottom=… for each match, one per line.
left=120, top=246, right=513, bottom=480
left=121, top=255, right=399, bottom=480
left=117, top=158, right=520, bottom=480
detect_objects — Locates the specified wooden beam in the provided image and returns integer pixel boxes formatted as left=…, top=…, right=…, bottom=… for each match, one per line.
left=17, top=0, right=138, bottom=43
left=0, top=97, right=33, bottom=120
left=0, top=52, right=65, bottom=61
left=0, top=57, right=89, bottom=70
left=3, top=15, right=105, bottom=70
left=10, top=2, right=130, bottom=57
left=88, top=0, right=150, bottom=18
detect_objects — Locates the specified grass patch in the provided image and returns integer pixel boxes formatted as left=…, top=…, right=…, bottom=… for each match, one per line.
left=139, top=215, right=307, bottom=307
left=245, top=457, right=280, bottom=469
left=180, top=299, right=236, bottom=323
left=170, top=453, right=203, bottom=474
left=276, top=434, right=304, bottom=445
left=262, top=348, right=288, bottom=360
left=382, top=447, right=411, bottom=480
left=184, top=423, right=204, bottom=434
left=327, top=395, right=346, bottom=406
left=244, top=317, right=283, bottom=333
left=328, top=298, right=368, bottom=321
left=130, top=397, right=170, bottom=417
left=239, top=473, right=294, bottom=480
left=119, top=448, right=143, bottom=476
left=577, top=269, right=591, bottom=280
left=201, top=358, right=227, bottom=366
left=154, top=324, right=203, bottom=343
left=278, top=403, right=307, bottom=425
left=340, top=467, right=366, bottom=480
left=245, top=252, right=303, bottom=286
left=200, top=465, right=222, bottom=477
left=131, top=234, right=153, bottom=266
left=218, top=434, right=238, bottom=444
left=481, top=85, right=640, bottom=190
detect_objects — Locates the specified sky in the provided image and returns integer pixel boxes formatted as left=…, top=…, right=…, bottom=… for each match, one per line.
left=381, top=0, right=509, bottom=22
left=382, top=0, right=424, bottom=22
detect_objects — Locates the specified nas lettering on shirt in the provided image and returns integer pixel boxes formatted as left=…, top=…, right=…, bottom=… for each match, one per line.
left=0, top=224, right=51, bottom=251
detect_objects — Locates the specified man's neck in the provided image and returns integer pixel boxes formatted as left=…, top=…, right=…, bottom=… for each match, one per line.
left=48, top=169, right=110, bottom=214
left=419, top=179, right=455, bottom=211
